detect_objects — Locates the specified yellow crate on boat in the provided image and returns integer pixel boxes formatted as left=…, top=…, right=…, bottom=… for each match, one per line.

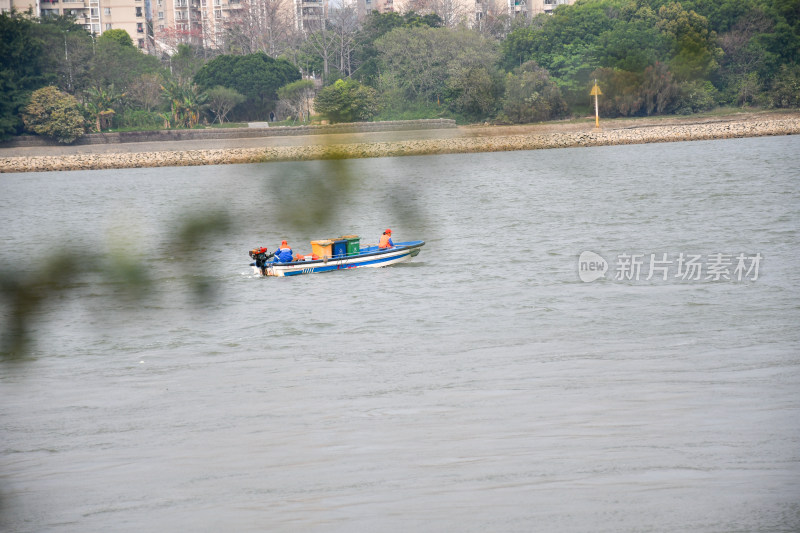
left=311, top=240, right=333, bottom=258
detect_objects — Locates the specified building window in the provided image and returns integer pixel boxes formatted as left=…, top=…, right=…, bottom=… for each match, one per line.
left=135, top=6, right=142, bottom=16
left=105, top=22, right=112, bottom=29
left=90, top=7, right=98, bottom=16
left=138, top=38, right=144, bottom=48
left=103, top=7, right=110, bottom=14
left=214, top=9, right=221, bottom=17
left=137, top=22, right=144, bottom=32
left=92, top=23, right=99, bottom=32
left=157, top=11, right=163, bottom=18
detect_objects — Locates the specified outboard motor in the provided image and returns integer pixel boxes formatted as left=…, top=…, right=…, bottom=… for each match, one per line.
left=249, top=247, right=273, bottom=273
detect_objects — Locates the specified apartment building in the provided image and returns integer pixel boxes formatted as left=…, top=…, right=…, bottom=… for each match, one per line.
left=389, top=0, right=574, bottom=27
left=0, top=0, right=39, bottom=13
left=152, top=0, right=243, bottom=51
left=15, top=0, right=148, bottom=49
left=529, top=0, right=572, bottom=16
left=11, top=0, right=569, bottom=54
left=294, top=0, right=325, bottom=30
left=1, top=0, right=38, bottom=13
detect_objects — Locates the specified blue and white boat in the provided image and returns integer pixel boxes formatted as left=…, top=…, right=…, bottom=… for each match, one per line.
left=252, top=241, right=425, bottom=277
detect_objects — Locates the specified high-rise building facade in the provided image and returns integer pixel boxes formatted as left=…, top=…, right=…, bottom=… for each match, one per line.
left=390, top=0, right=574, bottom=28
left=152, top=0, right=244, bottom=51
left=1, top=0, right=38, bottom=13
left=11, top=0, right=570, bottom=55
left=11, top=0, right=148, bottom=50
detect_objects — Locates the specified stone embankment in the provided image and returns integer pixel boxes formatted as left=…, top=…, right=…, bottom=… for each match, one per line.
left=2, top=116, right=798, bottom=173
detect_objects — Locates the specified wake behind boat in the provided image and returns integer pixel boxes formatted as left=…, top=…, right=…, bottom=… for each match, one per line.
left=249, top=234, right=424, bottom=277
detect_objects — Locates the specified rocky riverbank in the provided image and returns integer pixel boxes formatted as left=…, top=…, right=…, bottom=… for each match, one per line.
left=2, top=114, right=798, bottom=173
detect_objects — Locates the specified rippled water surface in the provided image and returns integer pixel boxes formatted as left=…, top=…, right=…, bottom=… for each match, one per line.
left=2, top=136, right=799, bottom=532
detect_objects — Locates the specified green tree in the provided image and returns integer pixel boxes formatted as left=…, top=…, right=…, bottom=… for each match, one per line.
left=205, top=85, right=245, bottom=123
left=500, top=61, right=567, bottom=123
left=37, top=15, right=94, bottom=95
left=594, top=19, right=667, bottom=73
left=592, top=67, right=646, bottom=117
left=0, top=12, right=56, bottom=139
left=276, top=79, right=316, bottom=122
left=770, top=64, right=800, bottom=108
left=193, top=52, right=300, bottom=120
left=161, top=79, right=207, bottom=128
left=655, top=2, right=721, bottom=81
left=168, top=44, right=205, bottom=83
left=97, top=28, right=134, bottom=48
left=22, top=85, right=85, bottom=143
left=445, top=66, right=501, bottom=119
left=664, top=0, right=758, bottom=34
left=84, top=84, right=126, bottom=131
left=499, top=0, right=625, bottom=104
left=90, top=33, right=163, bottom=91
left=314, top=78, right=378, bottom=123
left=500, top=0, right=618, bottom=73
left=127, top=73, right=164, bottom=112
left=640, top=61, right=680, bottom=114
left=375, top=26, right=499, bottom=108
left=352, top=10, right=442, bottom=86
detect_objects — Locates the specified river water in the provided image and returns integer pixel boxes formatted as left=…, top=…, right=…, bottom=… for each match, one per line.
left=1, top=136, right=799, bottom=532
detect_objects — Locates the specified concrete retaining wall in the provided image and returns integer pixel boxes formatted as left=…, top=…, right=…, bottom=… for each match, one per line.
left=2, top=118, right=798, bottom=173
left=0, top=119, right=457, bottom=147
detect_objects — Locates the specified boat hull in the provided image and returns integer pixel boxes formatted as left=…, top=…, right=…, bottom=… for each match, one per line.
left=253, top=241, right=425, bottom=277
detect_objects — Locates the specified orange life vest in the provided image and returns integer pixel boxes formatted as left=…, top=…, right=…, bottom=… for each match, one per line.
left=379, top=234, right=393, bottom=248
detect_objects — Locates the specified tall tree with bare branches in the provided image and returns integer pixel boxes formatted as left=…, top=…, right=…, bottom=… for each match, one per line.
left=226, top=0, right=293, bottom=56
left=303, top=8, right=339, bottom=82
left=328, top=4, right=360, bottom=77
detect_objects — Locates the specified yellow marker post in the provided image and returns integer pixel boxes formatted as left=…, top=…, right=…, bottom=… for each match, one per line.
left=590, top=80, right=602, bottom=128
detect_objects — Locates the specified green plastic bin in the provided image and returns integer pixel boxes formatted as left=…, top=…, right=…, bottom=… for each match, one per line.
left=341, top=235, right=360, bottom=255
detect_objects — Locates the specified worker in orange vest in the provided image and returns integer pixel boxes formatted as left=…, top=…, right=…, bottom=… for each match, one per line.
left=378, top=229, right=394, bottom=249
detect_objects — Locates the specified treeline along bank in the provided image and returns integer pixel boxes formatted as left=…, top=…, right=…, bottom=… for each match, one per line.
left=1, top=0, right=798, bottom=144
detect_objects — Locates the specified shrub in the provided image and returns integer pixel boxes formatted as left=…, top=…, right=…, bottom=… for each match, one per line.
left=770, top=64, right=800, bottom=108
left=205, top=86, right=246, bottom=124
left=675, top=80, right=719, bottom=114
left=117, top=109, right=164, bottom=130
left=314, top=79, right=379, bottom=123
left=501, top=61, right=567, bottom=123
left=22, top=86, right=85, bottom=143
